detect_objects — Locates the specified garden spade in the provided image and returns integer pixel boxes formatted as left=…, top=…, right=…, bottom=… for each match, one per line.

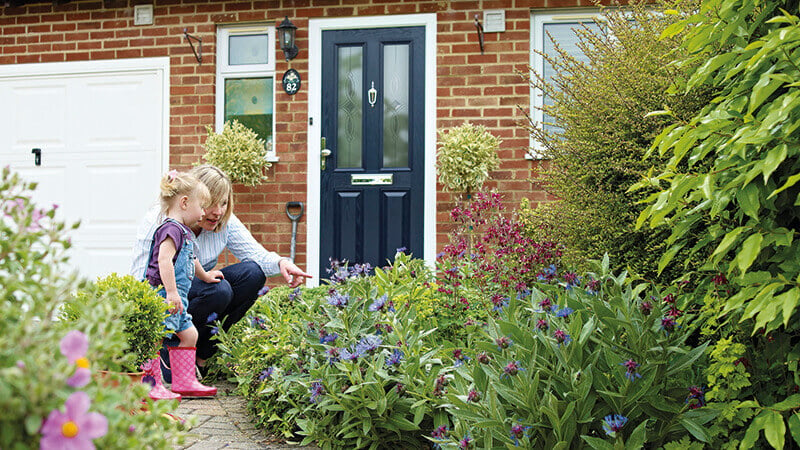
left=285, top=202, right=304, bottom=263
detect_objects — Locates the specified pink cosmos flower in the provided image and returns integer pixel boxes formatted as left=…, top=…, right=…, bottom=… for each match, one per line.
left=60, top=330, right=91, bottom=388
left=40, top=391, right=107, bottom=450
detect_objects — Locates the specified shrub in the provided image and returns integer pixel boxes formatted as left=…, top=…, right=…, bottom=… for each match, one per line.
left=0, top=167, right=188, bottom=448
left=525, top=0, right=709, bottom=281
left=202, top=120, right=270, bottom=186
left=215, top=252, right=452, bottom=448
left=438, top=256, right=710, bottom=448
left=436, top=122, right=501, bottom=195
left=63, top=273, right=170, bottom=373
left=636, top=2, right=800, bottom=446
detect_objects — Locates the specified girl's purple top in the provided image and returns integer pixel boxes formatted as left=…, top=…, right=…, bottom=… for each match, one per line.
left=145, top=220, right=192, bottom=288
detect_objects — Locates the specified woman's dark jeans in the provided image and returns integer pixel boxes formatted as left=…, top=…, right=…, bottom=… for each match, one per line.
left=161, top=261, right=265, bottom=381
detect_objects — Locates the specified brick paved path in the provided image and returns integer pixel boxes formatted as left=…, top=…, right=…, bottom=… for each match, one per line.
left=175, top=382, right=316, bottom=449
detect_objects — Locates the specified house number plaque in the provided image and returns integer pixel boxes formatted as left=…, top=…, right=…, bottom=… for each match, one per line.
left=282, top=69, right=301, bottom=95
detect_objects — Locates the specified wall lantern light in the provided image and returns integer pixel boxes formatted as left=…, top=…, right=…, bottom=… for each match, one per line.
left=277, top=16, right=299, bottom=61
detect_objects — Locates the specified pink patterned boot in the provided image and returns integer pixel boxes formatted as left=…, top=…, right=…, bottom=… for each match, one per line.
left=141, top=358, right=181, bottom=402
left=168, top=347, right=217, bottom=397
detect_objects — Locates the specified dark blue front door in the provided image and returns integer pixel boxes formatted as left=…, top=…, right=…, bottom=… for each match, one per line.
left=320, top=26, right=425, bottom=277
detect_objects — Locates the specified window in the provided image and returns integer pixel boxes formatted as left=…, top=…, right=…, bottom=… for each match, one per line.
left=529, top=10, right=601, bottom=158
left=216, top=25, right=278, bottom=161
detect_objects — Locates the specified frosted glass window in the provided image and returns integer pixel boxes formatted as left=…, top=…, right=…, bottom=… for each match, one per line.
left=337, top=46, right=363, bottom=169
left=224, top=77, right=273, bottom=149
left=382, top=44, right=409, bottom=168
left=541, top=21, right=601, bottom=135
left=229, top=34, right=269, bottom=65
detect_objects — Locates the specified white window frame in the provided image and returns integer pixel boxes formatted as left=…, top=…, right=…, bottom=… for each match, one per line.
left=215, top=24, right=278, bottom=161
left=528, top=9, right=601, bottom=159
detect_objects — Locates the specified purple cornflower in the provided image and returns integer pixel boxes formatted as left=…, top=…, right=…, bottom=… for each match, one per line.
left=663, top=294, right=676, bottom=304
left=661, top=317, right=677, bottom=333
left=288, top=287, right=301, bottom=301
left=326, top=291, right=349, bottom=307
left=502, top=361, right=523, bottom=378
left=640, top=301, right=653, bottom=315
left=667, top=306, right=683, bottom=318
left=538, top=264, right=557, bottom=282
left=210, top=326, right=219, bottom=335
left=563, top=272, right=580, bottom=289
left=258, top=367, right=274, bottom=380
left=712, top=273, right=728, bottom=285
left=621, top=359, right=641, bottom=381
left=250, top=316, right=267, bottom=329
left=467, top=389, right=481, bottom=402
left=538, top=297, right=553, bottom=311
left=368, top=295, right=388, bottom=312
left=356, top=334, right=383, bottom=354
left=554, top=306, right=574, bottom=318
left=339, top=346, right=362, bottom=361
left=553, top=329, right=571, bottom=346
left=477, top=352, right=492, bottom=364
left=536, top=318, right=549, bottom=331
left=319, top=332, right=338, bottom=344
left=257, top=286, right=270, bottom=296
left=386, top=349, right=404, bottom=366
left=586, top=278, right=600, bottom=295
left=326, top=348, right=340, bottom=364
left=309, top=381, right=325, bottom=404
left=602, top=414, right=628, bottom=436
left=458, top=435, right=472, bottom=449
left=206, top=312, right=218, bottom=323
left=495, top=336, right=512, bottom=350
left=491, top=294, right=509, bottom=312
left=431, top=425, right=448, bottom=449
left=510, top=422, right=531, bottom=446
left=453, top=348, right=469, bottom=367
left=687, top=386, right=706, bottom=409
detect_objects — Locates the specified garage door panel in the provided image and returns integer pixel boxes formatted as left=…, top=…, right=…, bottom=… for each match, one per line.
left=75, top=74, right=161, bottom=151
left=10, top=84, right=68, bottom=151
left=0, top=59, right=167, bottom=280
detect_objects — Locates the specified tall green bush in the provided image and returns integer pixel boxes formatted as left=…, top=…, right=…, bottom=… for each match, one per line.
left=525, top=0, right=708, bottom=282
left=436, top=122, right=501, bottom=196
left=634, top=0, right=800, bottom=447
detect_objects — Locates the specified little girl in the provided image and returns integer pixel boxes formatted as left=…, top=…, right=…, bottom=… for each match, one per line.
left=142, top=170, right=222, bottom=399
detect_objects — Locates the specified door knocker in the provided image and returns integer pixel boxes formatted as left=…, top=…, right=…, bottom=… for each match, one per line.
left=368, top=81, right=377, bottom=108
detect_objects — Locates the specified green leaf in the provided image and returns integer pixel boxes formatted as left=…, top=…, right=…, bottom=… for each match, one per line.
left=736, top=232, right=763, bottom=273
left=771, top=393, right=800, bottom=411
left=625, top=419, right=648, bottom=450
left=762, top=144, right=788, bottom=183
left=769, top=172, right=800, bottom=199
left=679, top=416, right=710, bottom=442
left=713, top=226, right=746, bottom=257
left=581, top=435, right=616, bottom=450
left=763, top=410, right=785, bottom=449
left=749, top=75, right=783, bottom=114
left=788, top=413, right=800, bottom=446
left=736, top=183, right=760, bottom=220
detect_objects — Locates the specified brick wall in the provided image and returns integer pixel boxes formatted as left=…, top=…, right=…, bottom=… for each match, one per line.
left=1, top=0, right=597, bottom=279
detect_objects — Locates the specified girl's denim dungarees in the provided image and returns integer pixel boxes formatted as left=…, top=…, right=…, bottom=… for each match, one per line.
left=147, top=218, right=195, bottom=334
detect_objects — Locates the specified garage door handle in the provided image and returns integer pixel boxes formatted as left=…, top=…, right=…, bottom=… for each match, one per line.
left=31, top=148, right=41, bottom=166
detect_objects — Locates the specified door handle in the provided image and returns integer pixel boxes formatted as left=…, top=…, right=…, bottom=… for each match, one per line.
left=32, top=148, right=41, bottom=166
left=320, top=137, right=331, bottom=171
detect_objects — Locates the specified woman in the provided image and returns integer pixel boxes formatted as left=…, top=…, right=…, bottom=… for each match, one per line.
left=130, top=165, right=311, bottom=378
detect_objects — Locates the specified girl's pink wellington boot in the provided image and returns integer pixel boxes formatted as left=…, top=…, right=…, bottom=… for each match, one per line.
left=141, top=358, right=181, bottom=402
left=168, top=347, right=217, bottom=397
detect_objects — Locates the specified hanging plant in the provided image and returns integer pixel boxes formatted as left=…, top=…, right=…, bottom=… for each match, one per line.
left=202, top=120, right=270, bottom=186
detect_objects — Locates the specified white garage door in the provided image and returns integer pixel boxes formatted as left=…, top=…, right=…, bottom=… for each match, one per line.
left=0, top=58, right=169, bottom=280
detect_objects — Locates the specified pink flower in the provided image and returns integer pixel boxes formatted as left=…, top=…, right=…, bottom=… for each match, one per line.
left=60, top=331, right=91, bottom=388
left=40, top=391, right=107, bottom=450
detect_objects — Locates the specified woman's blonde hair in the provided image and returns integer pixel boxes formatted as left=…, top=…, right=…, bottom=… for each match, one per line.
left=190, top=164, right=233, bottom=232
left=159, top=170, right=211, bottom=214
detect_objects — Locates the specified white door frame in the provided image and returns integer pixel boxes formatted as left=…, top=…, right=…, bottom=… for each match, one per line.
left=0, top=57, right=170, bottom=174
left=306, top=14, right=437, bottom=284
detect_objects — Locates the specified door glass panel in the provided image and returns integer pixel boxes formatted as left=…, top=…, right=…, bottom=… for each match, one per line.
left=337, top=46, right=363, bottom=168
left=382, top=44, right=409, bottom=168
left=224, top=77, right=274, bottom=150
left=229, top=34, right=269, bottom=65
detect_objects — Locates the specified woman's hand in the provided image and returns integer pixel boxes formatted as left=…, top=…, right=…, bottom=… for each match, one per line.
left=200, top=269, right=224, bottom=283
left=279, top=259, right=312, bottom=288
